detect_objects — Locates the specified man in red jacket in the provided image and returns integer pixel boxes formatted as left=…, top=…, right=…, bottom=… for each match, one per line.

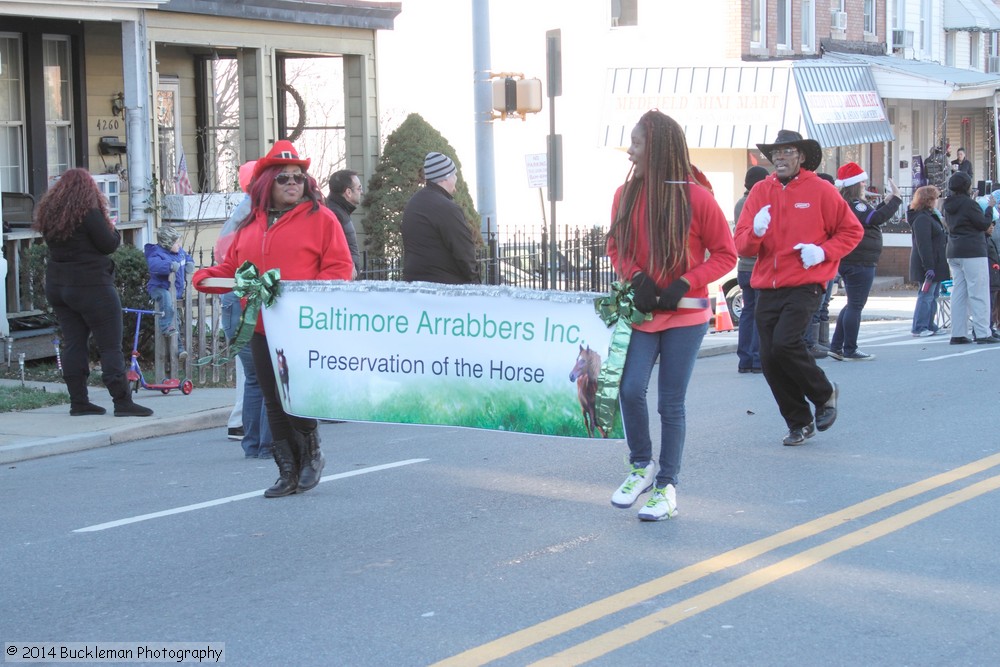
left=734, top=130, right=863, bottom=446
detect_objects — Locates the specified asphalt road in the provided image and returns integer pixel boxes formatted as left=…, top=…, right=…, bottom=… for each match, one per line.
left=2, top=321, right=998, bottom=666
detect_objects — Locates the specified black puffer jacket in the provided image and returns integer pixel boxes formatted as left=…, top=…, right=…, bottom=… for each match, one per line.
left=943, top=192, right=994, bottom=259
left=907, top=207, right=951, bottom=283
left=839, top=195, right=902, bottom=266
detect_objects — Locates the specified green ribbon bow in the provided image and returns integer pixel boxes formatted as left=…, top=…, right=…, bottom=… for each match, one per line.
left=592, top=279, right=652, bottom=437
left=197, top=261, right=282, bottom=367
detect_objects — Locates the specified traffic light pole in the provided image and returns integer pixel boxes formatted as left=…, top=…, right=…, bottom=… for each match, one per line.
left=546, top=29, right=562, bottom=289
left=472, top=0, right=497, bottom=240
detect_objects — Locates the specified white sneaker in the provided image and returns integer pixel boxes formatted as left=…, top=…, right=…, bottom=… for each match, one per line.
left=611, top=461, right=655, bottom=508
left=637, top=484, right=677, bottom=521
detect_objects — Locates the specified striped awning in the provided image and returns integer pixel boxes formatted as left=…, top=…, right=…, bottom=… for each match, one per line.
left=602, top=61, right=895, bottom=150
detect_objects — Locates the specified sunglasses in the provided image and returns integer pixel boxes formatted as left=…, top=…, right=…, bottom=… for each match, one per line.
left=274, top=173, right=306, bottom=185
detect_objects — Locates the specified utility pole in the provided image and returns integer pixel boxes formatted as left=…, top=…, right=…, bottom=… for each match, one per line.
left=472, top=0, right=497, bottom=239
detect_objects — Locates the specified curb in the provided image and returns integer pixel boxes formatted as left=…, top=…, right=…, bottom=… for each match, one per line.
left=0, top=407, right=230, bottom=465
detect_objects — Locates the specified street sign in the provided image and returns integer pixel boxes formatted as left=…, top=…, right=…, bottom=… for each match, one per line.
left=525, top=153, right=547, bottom=188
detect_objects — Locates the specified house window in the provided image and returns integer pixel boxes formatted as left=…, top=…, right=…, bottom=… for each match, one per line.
left=946, top=31, right=956, bottom=66
left=864, top=0, right=876, bottom=34
left=202, top=57, right=241, bottom=191
left=42, top=35, right=74, bottom=183
left=0, top=34, right=25, bottom=192
left=801, top=0, right=816, bottom=52
left=751, top=0, right=766, bottom=47
left=610, top=0, right=638, bottom=28
left=970, top=31, right=980, bottom=69
left=777, top=0, right=792, bottom=48
left=277, top=55, right=347, bottom=187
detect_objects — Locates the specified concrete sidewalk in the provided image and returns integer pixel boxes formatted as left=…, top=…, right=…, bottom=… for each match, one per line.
left=0, top=279, right=916, bottom=465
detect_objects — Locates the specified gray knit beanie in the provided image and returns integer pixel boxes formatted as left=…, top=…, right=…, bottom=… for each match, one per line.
left=424, top=152, right=457, bottom=182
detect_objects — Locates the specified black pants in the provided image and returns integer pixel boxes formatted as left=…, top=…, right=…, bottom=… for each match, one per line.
left=250, top=332, right=316, bottom=442
left=46, top=282, right=126, bottom=402
left=755, top=285, right=835, bottom=429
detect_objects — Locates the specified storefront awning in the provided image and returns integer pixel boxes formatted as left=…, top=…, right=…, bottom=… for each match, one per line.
left=601, top=61, right=894, bottom=150
left=824, top=52, right=1000, bottom=102
left=944, top=0, right=1000, bottom=31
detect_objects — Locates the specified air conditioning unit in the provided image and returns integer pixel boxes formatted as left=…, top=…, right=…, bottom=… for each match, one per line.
left=891, top=29, right=914, bottom=49
left=988, top=55, right=1000, bottom=73
left=831, top=10, right=847, bottom=30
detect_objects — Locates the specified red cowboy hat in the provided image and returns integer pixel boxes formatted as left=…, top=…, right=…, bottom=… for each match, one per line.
left=252, top=140, right=310, bottom=182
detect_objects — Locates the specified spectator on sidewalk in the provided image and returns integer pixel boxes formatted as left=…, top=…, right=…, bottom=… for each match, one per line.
left=144, top=226, right=195, bottom=360
left=33, top=168, right=153, bottom=417
left=401, top=152, right=481, bottom=284
left=907, top=185, right=949, bottom=336
left=942, top=171, right=999, bottom=344
left=733, top=165, right=769, bottom=374
left=325, top=169, right=364, bottom=278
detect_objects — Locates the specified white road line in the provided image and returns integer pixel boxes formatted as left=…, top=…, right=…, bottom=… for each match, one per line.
left=73, top=458, right=429, bottom=533
left=921, top=347, right=1000, bottom=361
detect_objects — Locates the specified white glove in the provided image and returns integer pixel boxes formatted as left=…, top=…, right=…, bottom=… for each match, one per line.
left=753, top=205, right=771, bottom=237
left=793, top=243, right=825, bottom=269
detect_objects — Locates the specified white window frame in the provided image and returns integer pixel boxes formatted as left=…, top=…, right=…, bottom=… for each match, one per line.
left=203, top=56, right=241, bottom=192
left=801, top=0, right=816, bottom=53
left=863, top=0, right=876, bottom=34
left=970, top=31, right=981, bottom=69
left=751, top=0, right=766, bottom=48
left=0, top=33, right=26, bottom=192
left=610, top=0, right=638, bottom=28
left=777, top=0, right=793, bottom=49
left=42, top=35, right=74, bottom=183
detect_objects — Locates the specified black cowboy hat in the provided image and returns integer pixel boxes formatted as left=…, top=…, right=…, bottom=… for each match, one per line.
left=756, top=129, right=823, bottom=172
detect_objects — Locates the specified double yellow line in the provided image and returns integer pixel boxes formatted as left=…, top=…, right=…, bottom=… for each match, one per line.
left=434, top=452, right=1000, bottom=667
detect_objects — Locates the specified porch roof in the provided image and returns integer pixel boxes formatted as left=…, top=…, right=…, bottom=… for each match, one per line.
left=158, top=0, right=401, bottom=30
left=824, top=52, right=1000, bottom=103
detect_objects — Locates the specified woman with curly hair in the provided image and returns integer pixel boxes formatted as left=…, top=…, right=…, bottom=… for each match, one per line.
left=33, top=168, right=152, bottom=417
left=193, top=141, right=353, bottom=498
left=606, top=110, right=736, bottom=521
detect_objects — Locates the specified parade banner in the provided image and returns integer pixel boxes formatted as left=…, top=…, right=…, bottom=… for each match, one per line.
left=259, top=281, right=621, bottom=438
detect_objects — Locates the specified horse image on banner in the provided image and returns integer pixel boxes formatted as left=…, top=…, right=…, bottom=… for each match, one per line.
left=260, top=281, right=622, bottom=438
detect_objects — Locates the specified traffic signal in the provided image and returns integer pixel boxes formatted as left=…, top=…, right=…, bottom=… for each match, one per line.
left=491, top=76, right=542, bottom=120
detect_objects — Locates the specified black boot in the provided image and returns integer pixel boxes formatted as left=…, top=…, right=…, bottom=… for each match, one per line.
left=66, top=375, right=106, bottom=416
left=818, top=320, right=830, bottom=346
left=107, top=376, right=153, bottom=417
left=264, top=439, right=299, bottom=498
left=295, top=429, right=325, bottom=493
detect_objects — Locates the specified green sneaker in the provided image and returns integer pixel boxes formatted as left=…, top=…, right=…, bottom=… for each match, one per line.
left=637, top=484, right=677, bottom=521
left=611, top=461, right=655, bottom=508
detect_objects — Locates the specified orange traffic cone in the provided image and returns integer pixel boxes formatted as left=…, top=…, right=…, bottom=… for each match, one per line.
left=714, top=285, right=735, bottom=333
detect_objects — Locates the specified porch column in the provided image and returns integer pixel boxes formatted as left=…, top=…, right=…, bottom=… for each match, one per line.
left=121, top=14, right=153, bottom=240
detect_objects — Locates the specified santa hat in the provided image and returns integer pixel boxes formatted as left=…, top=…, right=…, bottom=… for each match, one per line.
left=835, top=162, right=867, bottom=188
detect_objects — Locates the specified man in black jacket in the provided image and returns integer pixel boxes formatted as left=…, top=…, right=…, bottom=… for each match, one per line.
left=401, top=152, right=481, bottom=284
left=325, top=169, right=363, bottom=278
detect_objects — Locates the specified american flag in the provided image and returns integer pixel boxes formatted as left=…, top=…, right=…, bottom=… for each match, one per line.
left=175, top=150, right=195, bottom=195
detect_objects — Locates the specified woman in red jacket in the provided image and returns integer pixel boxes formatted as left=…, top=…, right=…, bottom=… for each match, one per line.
left=194, top=141, right=353, bottom=497
left=606, top=110, right=736, bottom=521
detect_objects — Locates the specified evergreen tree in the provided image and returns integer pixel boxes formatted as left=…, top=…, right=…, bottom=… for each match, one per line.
left=362, top=113, right=480, bottom=260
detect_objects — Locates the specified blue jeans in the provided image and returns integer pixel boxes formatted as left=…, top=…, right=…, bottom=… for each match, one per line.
left=149, top=287, right=177, bottom=333
left=830, top=263, right=876, bottom=355
left=222, top=293, right=271, bottom=457
left=912, top=281, right=940, bottom=334
left=619, top=322, right=708, bottom=488
left=736, top=270, right=760, bottom=370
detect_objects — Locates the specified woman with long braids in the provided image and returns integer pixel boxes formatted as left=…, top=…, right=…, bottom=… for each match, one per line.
left=34, top=168, right=153, bottom=417
left=607, top=110, right=736, bottom=520
left=194, top=141, right=353, bottom=498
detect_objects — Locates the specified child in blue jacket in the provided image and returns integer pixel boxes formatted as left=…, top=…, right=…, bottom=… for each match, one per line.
left=144, top=226, right=194, bottom=358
